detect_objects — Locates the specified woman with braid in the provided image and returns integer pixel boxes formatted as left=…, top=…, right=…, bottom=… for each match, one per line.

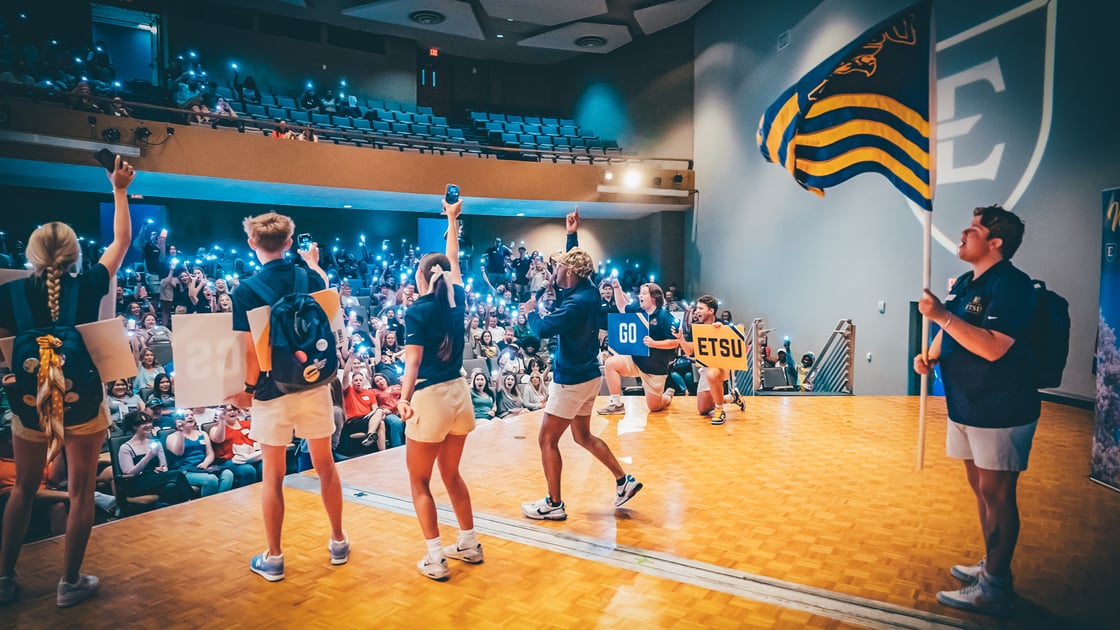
left=397, top=197, right=480, bottom=581
left=0, top=156, right=136, bottom=608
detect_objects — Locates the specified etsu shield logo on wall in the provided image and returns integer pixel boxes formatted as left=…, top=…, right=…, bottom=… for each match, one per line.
left=908, top=0, right=1056, bottom=252
left=1108, top=243, right=1116, bottom=263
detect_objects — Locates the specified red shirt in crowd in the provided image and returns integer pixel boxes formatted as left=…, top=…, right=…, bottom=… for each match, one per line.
left=211, top=419, right=254, bottom=462
left=344, top=386, right=376, bottom=418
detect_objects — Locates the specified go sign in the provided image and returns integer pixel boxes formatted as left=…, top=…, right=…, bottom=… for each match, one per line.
left=608, top=312, right=650, bottom=357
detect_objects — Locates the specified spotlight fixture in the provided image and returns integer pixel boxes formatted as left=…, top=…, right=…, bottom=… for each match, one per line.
left=101, top=127, right=121, bottom=143
left=604, top=171, right=614, bottom=181
left=623, top=169, right=641, bottom=188
left=574, top=35, right=607, bottom=48
left=134, top=126, right=152, bottom=142
left=409, top=10, right=446, bottom=25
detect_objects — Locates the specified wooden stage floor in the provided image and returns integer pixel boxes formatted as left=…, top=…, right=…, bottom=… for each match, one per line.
left=3, top=396, right=1117, bottom=629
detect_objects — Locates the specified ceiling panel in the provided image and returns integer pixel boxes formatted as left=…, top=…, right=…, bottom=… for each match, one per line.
left=517, top=22, right=632, bottom=55
left=478, top=0, right=608, bottom=27
left=634, top=0, right=712, bottom=35
left=343, top=0, right=485, bottom=40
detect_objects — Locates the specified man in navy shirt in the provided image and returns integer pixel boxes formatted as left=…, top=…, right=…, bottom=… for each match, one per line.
left=914, top=205, right=1039, bottom=615
left=598, top=281, right=680, bottom=415
left=229, top=211, right=348, bottom=582
left=519, top=207, right=642, bottom=521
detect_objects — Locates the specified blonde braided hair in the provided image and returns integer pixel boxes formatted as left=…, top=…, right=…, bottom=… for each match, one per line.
left=24, top=222, right=81, bottom=461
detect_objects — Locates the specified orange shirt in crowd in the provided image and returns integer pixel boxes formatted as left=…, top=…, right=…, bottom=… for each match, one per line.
left=343, top=386, right=375, bottom=419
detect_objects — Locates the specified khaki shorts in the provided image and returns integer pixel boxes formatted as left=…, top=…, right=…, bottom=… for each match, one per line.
left=406, top=379, right=475, bottom=443
left=12, top=400, right=111, bottom=444
left=946, top=419, right=1038, bottom=471
left=615, top=355, right=668, bottom=395
left=249, top=386, right=335, bottom=447
left=544, top=378, right=600, bottom=418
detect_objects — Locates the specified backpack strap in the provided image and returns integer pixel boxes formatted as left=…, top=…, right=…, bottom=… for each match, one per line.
left=58, top=275, right=80, bottom=326
left=242, top=274, right=283, bottom=307
left=293, top=266, right=309, bottom=295
left=9, top=278, right=34, bottom=332
left=8, top=275, right=78, bottom=330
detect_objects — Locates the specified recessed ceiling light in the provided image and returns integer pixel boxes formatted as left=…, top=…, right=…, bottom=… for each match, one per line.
left=574, top=35, right=607, bottom=48
left=516, top=212, right=525, bottom=217
left=506, top=18, right=514, bottom=22
left=496, top=34, right=505, bottom=39
left=343, top=204, right=352, bottom=208
left=409, top=10, right=446, bottom=25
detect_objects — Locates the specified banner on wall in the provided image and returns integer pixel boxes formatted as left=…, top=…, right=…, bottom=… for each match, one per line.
left=1091, top=187, right=1120, bottom=492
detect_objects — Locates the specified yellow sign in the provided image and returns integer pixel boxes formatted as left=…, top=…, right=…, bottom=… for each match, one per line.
left=691, top=324, right=748, bottom=370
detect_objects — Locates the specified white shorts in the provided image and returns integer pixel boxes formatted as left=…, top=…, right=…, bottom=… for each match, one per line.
left=615, top=355, right=668, bottom=395
left=697, top=366, right=711, bottom=394
left=250, top=386, right=335, bottom=447
left=946, top=419, right=1038, bottom=471
left=544, top=378, right=600, bottom=418
left=406, top=379, right=475, bottom=443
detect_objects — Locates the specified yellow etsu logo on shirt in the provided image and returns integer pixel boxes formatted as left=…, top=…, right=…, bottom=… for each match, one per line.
left=965, top=296, right=985, bottom=315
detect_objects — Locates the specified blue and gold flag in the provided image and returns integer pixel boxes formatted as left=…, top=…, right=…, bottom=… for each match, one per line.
left=757, top=0, right=933, bottom=210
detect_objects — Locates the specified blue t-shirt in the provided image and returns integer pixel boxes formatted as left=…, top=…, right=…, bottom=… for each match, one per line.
left=939, top=259, right=1040, bottom=428
left=625, top=304, right=677, bottom=375
left=231, top=259, right=326, bottom=402
left=404, top=284, right=466, bottom=390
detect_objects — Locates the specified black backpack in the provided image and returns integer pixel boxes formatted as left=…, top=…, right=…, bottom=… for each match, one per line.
left=3, top=276, right=104, bottom=433
left=1030, top=279, right=1070, bottom=389
left=243, top=267, right=338, bottom=394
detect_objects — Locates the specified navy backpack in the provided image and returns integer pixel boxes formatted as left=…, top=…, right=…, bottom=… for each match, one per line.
left=3, top=276, right=104, bottom=435
left=243, top=267, right=338, bottom=393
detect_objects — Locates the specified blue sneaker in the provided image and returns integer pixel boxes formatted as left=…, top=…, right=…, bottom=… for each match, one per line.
left=250, top=551, right=285, bottom=582
left=329, top=535, right=350, bottom=566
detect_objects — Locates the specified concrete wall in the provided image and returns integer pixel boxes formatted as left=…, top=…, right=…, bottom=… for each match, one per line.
left=692, top=0, right=1119, bottom=398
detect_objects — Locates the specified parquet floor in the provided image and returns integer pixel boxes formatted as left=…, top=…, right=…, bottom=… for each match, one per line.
left=3, top=396, right=1116, bottom=629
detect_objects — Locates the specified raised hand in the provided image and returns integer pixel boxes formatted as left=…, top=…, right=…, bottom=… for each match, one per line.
left=109, top=155, right=136, bottom=190
left=566, top=206, right=580, bottom=234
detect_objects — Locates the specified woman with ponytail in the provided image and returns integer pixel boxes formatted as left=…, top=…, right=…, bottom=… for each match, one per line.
left=0, top=155, right=135, bottom=607
left=396, top=195, right=480, bottom=581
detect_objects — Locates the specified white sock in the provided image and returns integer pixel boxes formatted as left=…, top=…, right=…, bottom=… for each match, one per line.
left=458, top=529, right=478, bottom=548
left=609, top=394, right=621, bottom=405
left=425, top=537, right=444, bottom=562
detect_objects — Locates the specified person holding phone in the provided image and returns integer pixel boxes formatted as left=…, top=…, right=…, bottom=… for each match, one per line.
left=396, top=194, right=481, bottom=581
left=0, top=154, right=135, bottom=607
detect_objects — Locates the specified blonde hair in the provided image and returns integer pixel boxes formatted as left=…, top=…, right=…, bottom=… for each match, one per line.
left=24, top=222, right=81, bottom=461
left=553, top=247, right=595, bottom=279
left=25, top=222, right=80, bottom=322
left=242, top=212, right=294, bottom=254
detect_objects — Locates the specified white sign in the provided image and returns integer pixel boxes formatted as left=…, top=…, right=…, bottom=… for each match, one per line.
left=171, top=313, right=248, bottom=408
left=0, top=318, right=137, bottom=381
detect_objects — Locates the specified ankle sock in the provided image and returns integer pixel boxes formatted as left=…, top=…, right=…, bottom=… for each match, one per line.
left=616, top=475, right=628, bottom=486
left=425, top=537, right=444, bottom=562
left=458, top=529, right=478, bottom=548
left=609, top=395, right=621, bottom=405
left=547, top=496, right=562, bottom=507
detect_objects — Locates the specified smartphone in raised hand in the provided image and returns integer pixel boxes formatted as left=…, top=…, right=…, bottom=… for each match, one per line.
left=445, top=184, right=460, bottom=205
left=297, top=233, right=313, bottom=250
left=95, top=148, right=119, bottom=172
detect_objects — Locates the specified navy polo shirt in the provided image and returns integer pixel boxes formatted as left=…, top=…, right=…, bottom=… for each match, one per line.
left=939, top=259, right=1040, bottom=428
left=625, top=304, right=677, bottom=375
left=404, top=283, right=466, bottom=390
left=231, top=258, right=325, bottom=402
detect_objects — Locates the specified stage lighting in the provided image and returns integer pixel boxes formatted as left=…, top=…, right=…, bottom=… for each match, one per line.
left=623, top=169, right=641, bottom=188
left=101, top=127, right=121, bottom=143
left=134, top=126, right=152, bottom=141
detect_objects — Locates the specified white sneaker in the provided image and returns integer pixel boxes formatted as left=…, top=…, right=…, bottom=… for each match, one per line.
left=521, top=497, right=567, bottom=521
left=937, top=572, right=1014, bottom=615
left=417, top=555, right=450, bottom=581
left=443, top=543, right=484, bottom=564
left=57, top=574, right=100, bottom=608
left=614, top=474, right=643, bottom=507
left=597, top=401, right=626, bottom=415
left=950, top=557, right=986, bottom=584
